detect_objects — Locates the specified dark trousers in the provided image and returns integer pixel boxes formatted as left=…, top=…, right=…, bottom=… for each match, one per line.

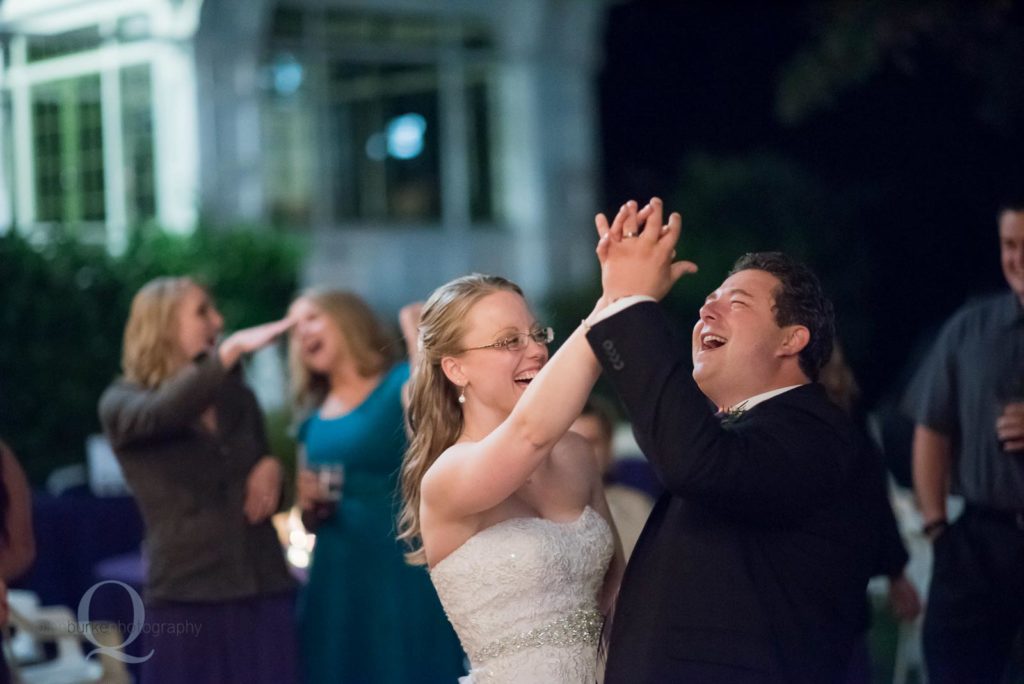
left=140, top=591, right=297, bottom=684
left=924, top=506, right=1024, bottom=684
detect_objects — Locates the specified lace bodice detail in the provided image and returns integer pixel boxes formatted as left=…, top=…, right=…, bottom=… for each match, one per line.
left=430, top=506, right=613, bottom=683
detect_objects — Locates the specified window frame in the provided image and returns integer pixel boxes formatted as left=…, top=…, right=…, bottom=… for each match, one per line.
left=261, top=8, right=501, bottom=232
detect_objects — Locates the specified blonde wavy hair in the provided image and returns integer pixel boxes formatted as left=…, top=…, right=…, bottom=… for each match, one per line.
left=398, top=274, right=523, bottom=565
left=121, top=276, right=200, bottom=388
left=287, top=289, right=396, bottom=418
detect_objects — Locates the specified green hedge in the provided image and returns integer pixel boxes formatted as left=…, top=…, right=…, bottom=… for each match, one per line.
left=0, top=225, right=304, bottom=486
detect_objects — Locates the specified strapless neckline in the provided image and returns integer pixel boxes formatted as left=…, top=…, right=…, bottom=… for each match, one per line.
left=430, top=506, right=601, bottom=574
left=427, top=503, right=613, bottom=682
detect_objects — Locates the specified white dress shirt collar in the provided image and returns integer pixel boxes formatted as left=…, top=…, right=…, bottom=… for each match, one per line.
left=726, top=384, right=804, bottom=414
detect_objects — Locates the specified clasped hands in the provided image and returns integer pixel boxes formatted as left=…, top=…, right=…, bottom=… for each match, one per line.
left=594, top=197, right=698, bottom=303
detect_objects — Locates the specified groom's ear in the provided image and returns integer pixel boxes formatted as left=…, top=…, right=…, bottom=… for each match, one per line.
left=776, top=325, right=810, bottom=359
left=440, top=356, right=466, bottom=387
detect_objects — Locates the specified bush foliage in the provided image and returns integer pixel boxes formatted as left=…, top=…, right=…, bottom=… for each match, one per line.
left=0, top=225, right=303, bottom=485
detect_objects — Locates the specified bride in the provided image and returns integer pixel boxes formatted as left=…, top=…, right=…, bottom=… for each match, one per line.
left=399, top=273, right=625, bottom=683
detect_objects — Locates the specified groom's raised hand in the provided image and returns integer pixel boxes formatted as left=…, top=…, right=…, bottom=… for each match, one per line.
left=594, top=197, right=697, bottom=302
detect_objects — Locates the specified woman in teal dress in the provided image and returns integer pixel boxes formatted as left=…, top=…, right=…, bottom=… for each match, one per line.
left=288, top=289, right=465, bottom=684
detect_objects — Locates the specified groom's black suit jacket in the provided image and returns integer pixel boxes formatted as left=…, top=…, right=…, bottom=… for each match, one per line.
left=588, top=303, right=883, bottom=684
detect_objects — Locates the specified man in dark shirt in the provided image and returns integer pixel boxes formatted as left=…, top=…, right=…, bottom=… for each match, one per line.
left=903, top=196, right=1024, bottom=683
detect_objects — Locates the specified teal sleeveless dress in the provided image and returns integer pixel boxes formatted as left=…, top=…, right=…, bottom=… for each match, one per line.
left=297, top=362, right=465, bottom=683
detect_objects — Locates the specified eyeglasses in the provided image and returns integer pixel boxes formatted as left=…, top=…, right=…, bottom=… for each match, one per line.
left=462, top=326, right=554, bottom=353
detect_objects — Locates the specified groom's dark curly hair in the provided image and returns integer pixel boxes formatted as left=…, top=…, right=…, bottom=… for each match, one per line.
left=729, top=251, right=835, bottom=382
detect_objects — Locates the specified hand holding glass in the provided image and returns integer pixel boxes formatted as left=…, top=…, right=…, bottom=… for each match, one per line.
left=300, top=464, right=344, bottom=532
left=312, top=464, right=344, bottom=520
left=997, top=374, right=1024, bottom=453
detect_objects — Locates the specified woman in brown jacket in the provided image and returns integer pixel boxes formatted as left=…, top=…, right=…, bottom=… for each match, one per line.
left=99, top=276, right=297, bottom=684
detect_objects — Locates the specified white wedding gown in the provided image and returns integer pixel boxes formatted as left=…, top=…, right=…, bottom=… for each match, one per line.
left=430, top=506, right=613, bottom=683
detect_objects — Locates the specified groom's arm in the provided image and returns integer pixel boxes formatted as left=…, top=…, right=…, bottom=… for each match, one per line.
left=587, top=301, right=845, bottom=520
left=588, top=199, right=844, bottom=518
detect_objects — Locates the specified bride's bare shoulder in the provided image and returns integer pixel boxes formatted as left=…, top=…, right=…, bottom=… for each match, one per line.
left=554, top=429, right=595, bottom=463
left=550, top=430, right=600, bottom=482
left=421, top=442, right=474, bottom=503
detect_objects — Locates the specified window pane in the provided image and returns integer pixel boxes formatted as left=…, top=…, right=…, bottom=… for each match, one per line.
left=323, top=11, right=443, bottom=48
left=270, top=7, right=305, bottom=41
left=32, top=94, right=62, bottom=222
left=31, top=75, right=105, bottom=224
left=330, top=63, right=441, bottom=223
left=27, top=27, right=103, bottom=63
left=78, top=90, right=104, bottom=221
left=263, top=98, right=315, bottom=227
left=262, top=8, right=496, bottom=227
left=121, top=64, right=155, bottom=224
left=466, top=73, right=496, bottom=224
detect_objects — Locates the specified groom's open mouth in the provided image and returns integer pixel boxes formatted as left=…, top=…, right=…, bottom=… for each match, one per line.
left=700, top=333, right=727, bottom=352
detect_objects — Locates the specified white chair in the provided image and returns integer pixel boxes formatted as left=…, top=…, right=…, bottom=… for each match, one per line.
left=43, top=465, right=88, bottom=497
left=3, top=590, right=109, bottom=684
left=889, top=484, right=929, bottom=684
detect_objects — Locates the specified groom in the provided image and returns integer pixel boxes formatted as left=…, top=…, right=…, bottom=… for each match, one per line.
left=584, top=199, right=880, bottom=683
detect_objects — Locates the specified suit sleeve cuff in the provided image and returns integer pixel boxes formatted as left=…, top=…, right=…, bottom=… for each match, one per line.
left=587, top=295, right=657, bottom=327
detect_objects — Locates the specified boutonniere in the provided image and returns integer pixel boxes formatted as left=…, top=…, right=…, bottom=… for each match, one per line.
left=719, top=400, right=750, bottom=426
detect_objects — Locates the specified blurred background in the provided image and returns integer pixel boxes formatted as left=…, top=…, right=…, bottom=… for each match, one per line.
left=1, top=0, right=1023, bottom=677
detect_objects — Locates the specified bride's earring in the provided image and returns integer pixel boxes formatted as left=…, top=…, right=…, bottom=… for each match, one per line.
left=458, top=387, right=466, bottom=404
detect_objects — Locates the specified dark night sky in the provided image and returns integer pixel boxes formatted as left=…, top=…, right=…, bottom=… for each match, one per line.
left=597, top=1, right=1021, bottom=404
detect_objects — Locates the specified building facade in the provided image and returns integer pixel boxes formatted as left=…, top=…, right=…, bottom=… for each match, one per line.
left=0, top=0, right=606, bottom=311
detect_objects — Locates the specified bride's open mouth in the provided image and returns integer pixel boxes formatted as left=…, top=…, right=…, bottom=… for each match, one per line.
left=514, top=371, right=538, bottom=387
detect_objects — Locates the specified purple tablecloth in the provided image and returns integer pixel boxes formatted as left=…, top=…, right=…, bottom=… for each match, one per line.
left=15, top=487, right=144, bottom=610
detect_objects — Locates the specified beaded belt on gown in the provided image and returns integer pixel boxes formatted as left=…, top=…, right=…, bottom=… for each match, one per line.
left=474, top=607, right=604, bottom=662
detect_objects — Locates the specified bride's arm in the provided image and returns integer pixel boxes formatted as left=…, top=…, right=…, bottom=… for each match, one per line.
left=423, top=314, right=604, bottom=517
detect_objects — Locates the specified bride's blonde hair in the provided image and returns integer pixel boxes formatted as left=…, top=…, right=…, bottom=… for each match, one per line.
left=398, top=274, right=523, bottom=565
